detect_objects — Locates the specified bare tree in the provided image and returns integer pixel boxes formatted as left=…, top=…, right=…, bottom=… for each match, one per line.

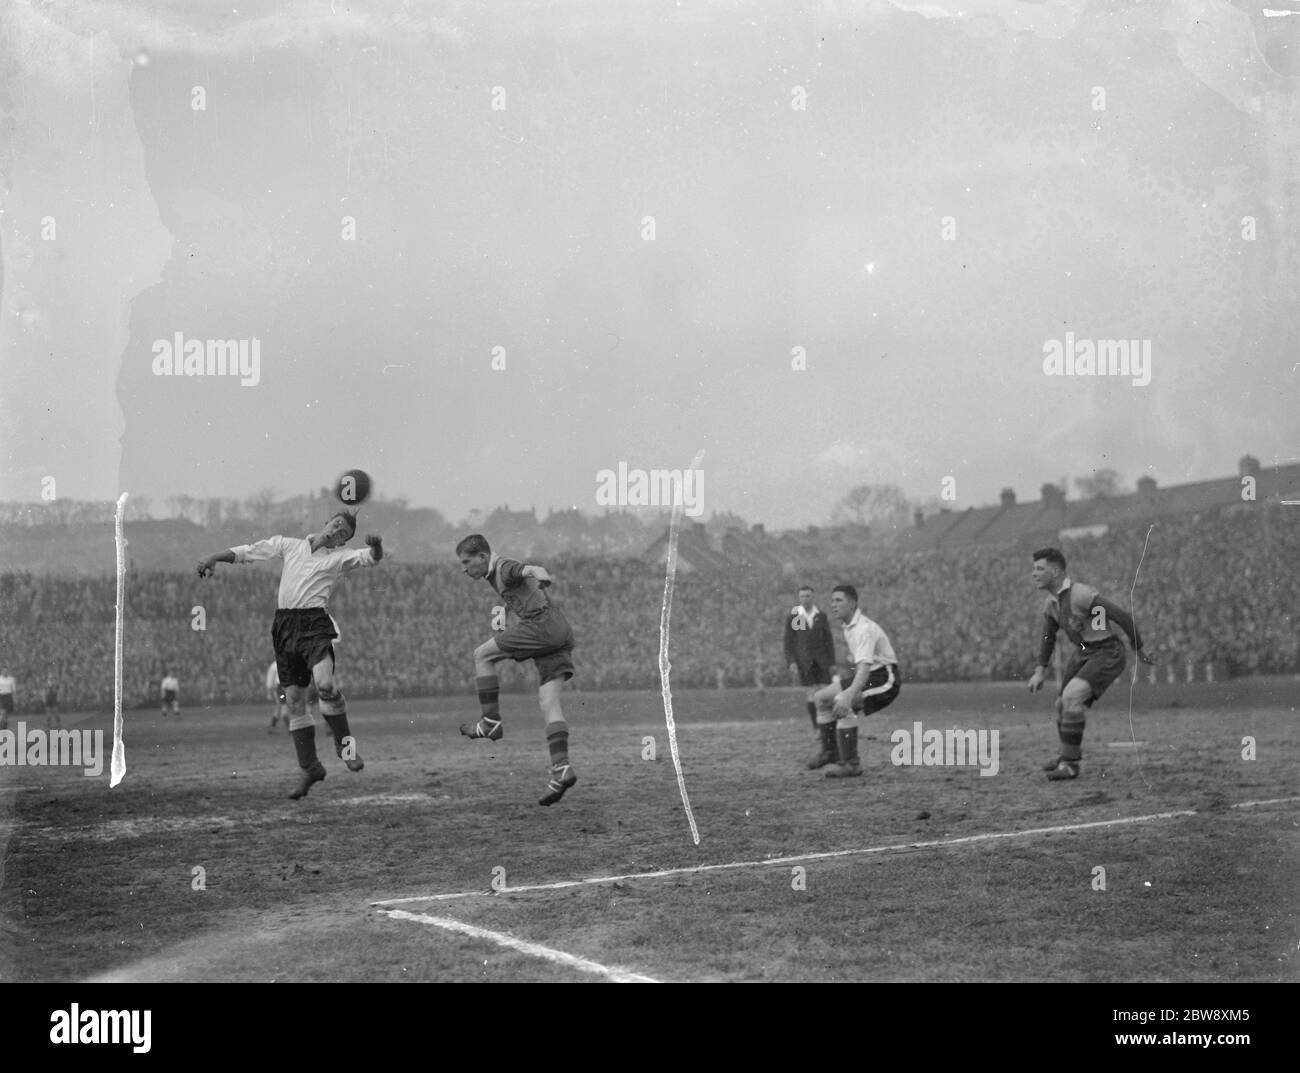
left=1074, top=469, right=1124, bottom=499
left=830, top=484, right=912, bottom=528
left=246, top=488, right=277, bottom=531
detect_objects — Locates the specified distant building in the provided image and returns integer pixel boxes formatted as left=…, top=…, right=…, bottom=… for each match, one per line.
left=642, top=454, right=1300, bottom=566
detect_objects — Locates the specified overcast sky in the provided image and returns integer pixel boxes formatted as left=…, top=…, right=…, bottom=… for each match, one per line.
left=1, top=0, right=1296, bottom=530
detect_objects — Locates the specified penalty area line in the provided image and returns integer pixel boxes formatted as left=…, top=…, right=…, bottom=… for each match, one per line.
left=371, top=795, right=1300, bottom=906
left=375, top=908, right=660, bottom=983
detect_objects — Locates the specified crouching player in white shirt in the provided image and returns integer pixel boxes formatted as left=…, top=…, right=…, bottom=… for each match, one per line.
left=809, top=584, right=902, bottom=778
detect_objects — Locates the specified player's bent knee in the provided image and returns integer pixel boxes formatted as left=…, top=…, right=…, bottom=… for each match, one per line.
left=284, top=685, right=307, bottom=716
left=1060, top=699, right=1088, bottom=728
left=835, top=714, right=860, bottom=731
left=316, top=686, right=346, bottom=716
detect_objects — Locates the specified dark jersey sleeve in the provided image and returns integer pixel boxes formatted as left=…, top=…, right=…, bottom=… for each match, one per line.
left=1092, top=596, right=1143, bottom=650
left=1038, top=611, right=1060, bottom=668
left=496, top=558, right=526, bottom=587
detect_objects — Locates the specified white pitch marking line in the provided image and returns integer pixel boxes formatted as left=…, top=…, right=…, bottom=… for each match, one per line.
left=377, top=909, right=660, bottom=983
left=111, top=492, right=129, bottom=787
left=371, top=796, right=1300, bottom=906
left=658, top=448, right=705, bottom=845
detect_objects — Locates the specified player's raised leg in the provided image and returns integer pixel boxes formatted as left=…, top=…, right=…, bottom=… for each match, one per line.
left=461, top=638, right=506, bottom=740
left=312, top=651, right=361, bottom=771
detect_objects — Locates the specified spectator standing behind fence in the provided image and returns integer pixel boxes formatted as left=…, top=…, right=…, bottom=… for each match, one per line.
left=43, top=676, right=61, bottom=729
left=0, top=669, right=14, bottom=729
left=160, top=669, right=180, bottom=717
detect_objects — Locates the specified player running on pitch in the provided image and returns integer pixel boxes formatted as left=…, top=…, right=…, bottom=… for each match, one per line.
left=198, top=510, right=383, bottom=798
left=456, top=534, right=577, bottom=806
left=810, top=584, right=901, bottom=778
left=1028, top=547, right=1154, bottom=781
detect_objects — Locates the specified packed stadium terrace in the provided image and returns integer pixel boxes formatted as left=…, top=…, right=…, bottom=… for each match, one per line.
left=0, top=507, right=1294, bottom=712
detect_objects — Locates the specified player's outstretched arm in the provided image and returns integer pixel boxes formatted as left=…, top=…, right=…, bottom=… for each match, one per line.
left=365, top=534, right=384, bottom=561
left=197, top=550, right=236, bottom=578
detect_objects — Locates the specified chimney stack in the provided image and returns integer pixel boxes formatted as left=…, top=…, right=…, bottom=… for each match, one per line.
left=1000, top=488, right=1016, bottom=508
left=1238, top=454, right=1261, bottom=478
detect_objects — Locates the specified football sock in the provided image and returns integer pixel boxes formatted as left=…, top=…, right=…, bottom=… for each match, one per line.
left=546, top=720, right=570, bottom=764
left=815, top=721, right=837, bottom=759
left=806, top=701, right=818, bottom=728
left=1059, top=701, right=1085, bottom=762
left=291, top=725, right=319, bottom=768
left=324, top=714, right=351, bottom=752
left=835, top=719, right=861, bottom=763
left=474, top=675, right=502, bottom=733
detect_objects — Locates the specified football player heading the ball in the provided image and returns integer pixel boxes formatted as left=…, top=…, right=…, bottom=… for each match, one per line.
left=198, top=509, right=384, bottom=799
left=456, top=534, right=579, bottom=806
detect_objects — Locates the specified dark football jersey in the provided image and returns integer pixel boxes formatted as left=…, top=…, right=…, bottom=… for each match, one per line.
left=487, top=556, right=550, bottom=620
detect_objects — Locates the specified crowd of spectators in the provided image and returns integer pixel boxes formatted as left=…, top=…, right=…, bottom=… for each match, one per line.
left=0, top=506, right=1294, bottom=711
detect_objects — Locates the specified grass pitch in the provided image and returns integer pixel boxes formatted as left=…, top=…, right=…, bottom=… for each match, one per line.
left=1, top=679, right=1296, bottom=982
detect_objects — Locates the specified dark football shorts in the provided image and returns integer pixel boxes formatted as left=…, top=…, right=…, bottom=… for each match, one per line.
left=798, top=661, right=834, bottom=687
left=163, top=689, right=177, bottom=702
left=494, top=607, right=575, bottom=686
left=851, top=663, right=902, bottom=715
left=1062, top=638, right=1126, bottom=704
left=0, top=694, right=13, bottom=714
left=271, top=608, right=338, bottom=688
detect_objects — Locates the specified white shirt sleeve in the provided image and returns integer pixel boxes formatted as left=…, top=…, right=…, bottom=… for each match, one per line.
left=337, top=546, right=375, bottom=573
left=231, top=536, right=286, bottom=564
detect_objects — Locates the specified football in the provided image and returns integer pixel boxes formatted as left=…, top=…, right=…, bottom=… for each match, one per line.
left=335, top=468, right=372, bottom=506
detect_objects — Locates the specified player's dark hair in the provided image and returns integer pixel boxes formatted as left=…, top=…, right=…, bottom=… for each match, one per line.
left=1032, top=547, right=1067, bottom=570
left=798, top=584, right=813, bottom=593
left=456, top=533, right=491, bottom=557
left=832, top=584, right=858, bottom=604
left=328, top=509, right=357, bottom=534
